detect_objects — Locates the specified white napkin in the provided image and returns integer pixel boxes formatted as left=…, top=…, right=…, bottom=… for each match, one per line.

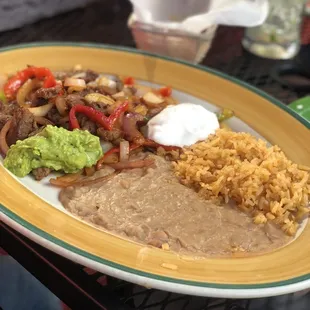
left=129, top=0, right=269, bottom=34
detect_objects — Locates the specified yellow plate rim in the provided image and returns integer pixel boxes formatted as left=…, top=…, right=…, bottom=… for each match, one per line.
left=0, top=42, right=309, bottom=294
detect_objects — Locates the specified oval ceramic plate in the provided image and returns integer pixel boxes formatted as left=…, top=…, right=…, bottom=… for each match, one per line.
left=0, top=43, right=310, bottom=299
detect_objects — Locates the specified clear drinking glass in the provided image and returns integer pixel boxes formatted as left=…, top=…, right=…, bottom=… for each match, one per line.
left=242, top=0, right=306, bottom=59
left=128, top=14, right=218, bottom=64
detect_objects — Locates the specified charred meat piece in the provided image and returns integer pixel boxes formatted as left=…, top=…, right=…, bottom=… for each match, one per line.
left=84, top=70, right=99, bottom=83
left=7, top=108, right=37, bottom=146
left=32, top=167, right=52, bottom=181
left=28, top=126, right=45, bottom=137
left=65, top=94, right=86, bottom=109
left=46, top=107, right=63, bottom=126
left=65, top=92, right=109, bottom=112
left=0, top=100, right=16, bottom=130
left=146, top=107, right=164, bottom=119
left=78, top=115, right=97, bottom=135
left=28, top=91, right=47, bottom=107
left=0, top=100, right=17, bottom=115
left=84, top=101, right=110, bottom=114
left=0, top=114, right=12, bottom=131
left=97, top=86, right=117, bottom=96
left=54, top=71, right=68, bottom=81
left=73, top=88, right=93, bottom=97
left=109, top=75, right=124, bottom=92
left=97, top=127, right=123, bottom=142
left=35, top=84, right=62, bottom=99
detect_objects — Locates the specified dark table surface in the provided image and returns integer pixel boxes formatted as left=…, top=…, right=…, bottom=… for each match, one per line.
left=0, top=1, right=310, bottom=310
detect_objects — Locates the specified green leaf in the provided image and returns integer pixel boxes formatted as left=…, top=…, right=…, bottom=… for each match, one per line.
left=0, top=91, right=6, bottom=103
left=288, top=96, right=310, bottom=122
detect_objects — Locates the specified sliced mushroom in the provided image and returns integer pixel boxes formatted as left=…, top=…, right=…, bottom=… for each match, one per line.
left=64, top=77, right=86, bottom=89
left=109, top=75, right=124, bottom=92
left=84, top=93, right=115, bottom=105
left=134, top=104, right=148, bottom=116
left=143, top=92, right=164, bottom=107
left=97, top=76, right=111, bottom=86
left=71, top=72, right=86, bottom=79
left=135, top=84, right=153, bottom=97
left=87, top=81, right=98, bottom=88
left=123, top=85, right=137, bottom=96
left=112, top=91, right=126, bottom=100
left=98, top=76, right=117, bottom=95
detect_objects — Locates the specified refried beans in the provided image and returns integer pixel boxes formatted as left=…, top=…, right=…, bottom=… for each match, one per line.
left=60, top=155, right=291, bottom=257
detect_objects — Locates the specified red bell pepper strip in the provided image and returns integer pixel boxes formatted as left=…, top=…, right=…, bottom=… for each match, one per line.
left=106, top=144, right=140, bottom=157
left=143, top=139, right=180, bottom=151
left=158, top=86, right=172, bottom=97
left=69, top=101, right=129, bottom=131
left=69, top=105, right=109, bottom=130
left=43, top=74, right=57, bottom=88
left=4, top=66, right=57, bottom=99
left=105, top=101, right=128, bottom=130
left=102, top=147, right=122, bottom=158
left=123, top=76, right=135, bottom=85
left=96, top=144, right=140, bottom=170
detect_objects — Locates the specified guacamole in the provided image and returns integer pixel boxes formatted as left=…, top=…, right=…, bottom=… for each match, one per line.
left=4, top=125, right=103, bottom=177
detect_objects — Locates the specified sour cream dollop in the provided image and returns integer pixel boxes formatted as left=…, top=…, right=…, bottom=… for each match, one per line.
left=147, top=103, right=219, bottom=147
